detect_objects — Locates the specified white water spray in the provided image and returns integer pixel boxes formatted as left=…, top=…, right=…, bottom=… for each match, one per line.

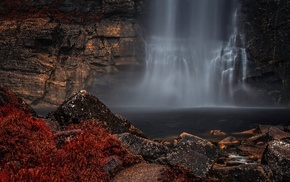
left=132, top=0, right=248, bottom=107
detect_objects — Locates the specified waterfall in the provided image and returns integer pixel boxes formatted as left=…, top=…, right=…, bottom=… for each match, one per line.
left=132, top=0, right=248, bottom=107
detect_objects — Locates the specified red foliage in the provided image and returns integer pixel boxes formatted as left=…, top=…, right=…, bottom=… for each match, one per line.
left=0, top=87, right=35, bottom=116
left=0, top=107, right=64, bottom=181
left=0, top=105, right=140, bottom=181
left=56, top=121, right=141, bottom=181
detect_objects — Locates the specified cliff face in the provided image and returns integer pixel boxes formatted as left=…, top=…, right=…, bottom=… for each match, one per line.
left=0, top=0, right=289, bottom=107
left=0, top=0, right=145, bottom=107
left=241, top=0, right=290, bottom=105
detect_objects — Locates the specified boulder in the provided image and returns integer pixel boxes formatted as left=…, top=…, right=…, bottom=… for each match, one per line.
left=209, top=130, right=227, bottom=136
left=268, top=127, right=290, bottom=140
left=111, top=162, right=205, bottom=182
left=254, top=125, right=290, bottom=140
left=210, top=164, right=273, bottom=182
left=243, top=133, right=272, bottom=145
left=233, top=128, right=255, bottom=135
left=161, top=132, right=218, bottom=178
left=116, top=133, right=169, bottom=161
left=50, top=90, right=145, bottom=137
left=218, top=136, right=239, bottom=149
left=117, top=132, right=218, bottom=178
left=238, top=133, right=271, bottom=159
left=262, top=140, right=290, bottom=181
left=254, top=125, right=275, bottom=134
left=238, top=145, right=266, bottom=160
left=111, top=163, right=167, bottom=182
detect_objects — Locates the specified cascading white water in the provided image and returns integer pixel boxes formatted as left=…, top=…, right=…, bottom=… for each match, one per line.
left=133, top=0, right=248, bottom=107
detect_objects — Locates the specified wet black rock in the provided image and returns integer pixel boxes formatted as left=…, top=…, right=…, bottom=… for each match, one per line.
left=161, top=132, right=218, bottom=178
left=241, top=0, right=290, bottom=105
left=243, top=133, right=272, bottom=145
left=211, top=164, right=273, bottom=182
left=116, top=132, right=169, bottom=161
left=238, top=145, right=266, bottom=161
left=50, top=90, right=145, bottom=137
left=254, top=125, right=290, bottom=140
left=262, top=140, right=290, bottom=182
left=117, top=132, right=218, bottom=178
left=238, top=133, right=271, bottom=159
left=209, top=130, right=227, bottom=136
left=218, top=136, right=239, bottom=149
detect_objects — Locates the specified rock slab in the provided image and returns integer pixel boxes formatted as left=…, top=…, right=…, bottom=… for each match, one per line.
left=50, top=90, right=145, bottom=137
left=211, top=164, right=273, bottom=182
left=161, top=132, right=218, bottom=178
left=262, top=140, right=290, bottom=182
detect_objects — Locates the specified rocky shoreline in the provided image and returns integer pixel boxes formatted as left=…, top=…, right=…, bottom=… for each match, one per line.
left=1, top=87, right=290, bottom=181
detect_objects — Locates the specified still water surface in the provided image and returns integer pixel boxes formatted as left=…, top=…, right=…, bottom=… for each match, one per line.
left=111, top=107, right=290, bottom=139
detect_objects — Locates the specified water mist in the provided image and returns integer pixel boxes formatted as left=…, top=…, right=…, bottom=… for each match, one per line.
left=127, top=0, right=248, bottom=108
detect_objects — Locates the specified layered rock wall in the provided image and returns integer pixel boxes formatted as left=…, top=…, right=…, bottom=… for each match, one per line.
left=0, top=0, right=145, bottom=107
left=1, top=0, right=289, bottom=107
left=241, top=0, right=290, bottom=105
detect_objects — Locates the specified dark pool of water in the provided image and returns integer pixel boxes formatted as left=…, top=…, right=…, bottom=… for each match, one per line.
left=111, top=107, right=290, bottom=139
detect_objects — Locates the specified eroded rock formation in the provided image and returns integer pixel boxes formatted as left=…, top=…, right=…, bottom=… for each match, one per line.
left=0, top=0, right=145, bottom=107
left=0, top=0, right=289, bottom=107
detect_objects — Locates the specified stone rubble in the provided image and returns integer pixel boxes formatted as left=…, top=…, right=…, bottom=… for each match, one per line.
left=2, top=87, right=290, bottom=181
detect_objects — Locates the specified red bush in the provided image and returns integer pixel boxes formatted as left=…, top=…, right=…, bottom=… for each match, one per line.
left=0, top=105, right=140, bottom=181
left=0, top=87, right=35, bottom=116
left=58, top=121, right=141, bottom=181
left=0, top=107, right=64, bottom=181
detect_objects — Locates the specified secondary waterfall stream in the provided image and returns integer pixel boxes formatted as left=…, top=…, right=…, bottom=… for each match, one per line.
left=132, top=0, right=248, bottom=107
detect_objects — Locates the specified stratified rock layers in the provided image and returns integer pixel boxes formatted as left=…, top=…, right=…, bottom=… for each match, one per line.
left=0, top=0, right=144, bottom=107
left=0, top=0, right=289, bottom=106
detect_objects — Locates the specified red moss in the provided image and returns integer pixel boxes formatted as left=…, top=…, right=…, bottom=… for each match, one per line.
left=0, top=107, right=63, bottom=181
left=59, top=121, right=142, bottom=181
left=0, top=87, right=35, bottom=116
left=0, top=105, right=140, bottom=181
